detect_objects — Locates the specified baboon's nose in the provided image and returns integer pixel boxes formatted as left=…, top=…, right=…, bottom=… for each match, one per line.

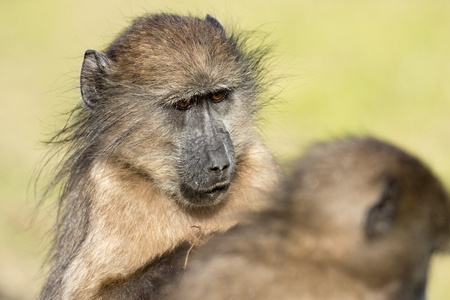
left=208, top=155, right=230, bottom=174
left=206, top=140, right=232, bottom=176
left=209, top=162, right=230, bottom=173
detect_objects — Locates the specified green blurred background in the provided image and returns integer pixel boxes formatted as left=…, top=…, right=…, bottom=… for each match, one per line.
left=1, top=0, right=449, bottom=298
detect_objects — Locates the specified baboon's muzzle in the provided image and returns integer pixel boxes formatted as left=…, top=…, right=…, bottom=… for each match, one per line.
left=178, top=103, right=235, bottom=207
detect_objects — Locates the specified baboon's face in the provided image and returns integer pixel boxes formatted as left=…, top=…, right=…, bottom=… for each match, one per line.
left=80, top=15, right=259, bottom=208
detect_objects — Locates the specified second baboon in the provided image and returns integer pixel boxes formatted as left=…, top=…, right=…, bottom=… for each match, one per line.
left=169, top=137, right=450, bottom=300
left=38, top=14, right=279, bottom=299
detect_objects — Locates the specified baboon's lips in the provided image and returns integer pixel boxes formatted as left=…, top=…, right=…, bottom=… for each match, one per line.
left=180, top=180, right=231, bottom=207
left=200, top=182, right=230, bottom=196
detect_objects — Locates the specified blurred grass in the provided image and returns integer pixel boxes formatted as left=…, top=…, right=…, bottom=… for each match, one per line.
left=1, top=0, right=449, bottom=299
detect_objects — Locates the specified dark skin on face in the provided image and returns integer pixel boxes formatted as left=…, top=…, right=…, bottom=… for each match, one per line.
left=177, top=90, right=236, bottom=207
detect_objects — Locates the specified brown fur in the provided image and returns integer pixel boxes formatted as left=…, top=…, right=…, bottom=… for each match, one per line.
left=39, top=13, right=279, bottom=299
left=169, top=137, right=449, bottom=300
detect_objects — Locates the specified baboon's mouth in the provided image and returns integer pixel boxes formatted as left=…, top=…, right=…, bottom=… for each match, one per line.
left=198, top=182, right=230, bottom=195
left=180, top=181, right=231, bottom=207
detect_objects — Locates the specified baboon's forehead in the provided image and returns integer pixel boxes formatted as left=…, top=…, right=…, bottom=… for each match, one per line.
left=107, top=15, right=245, bottom=91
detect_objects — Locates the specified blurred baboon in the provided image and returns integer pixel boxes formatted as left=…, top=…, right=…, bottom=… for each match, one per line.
left=38, top=13, right=279, bottom=299
left=169, top=137, right=450, bottom=300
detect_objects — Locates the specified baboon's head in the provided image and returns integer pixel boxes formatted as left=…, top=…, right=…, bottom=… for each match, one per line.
left=284, top=137, right=449, bottom=298
left=79, top=14, right=266, bottom=208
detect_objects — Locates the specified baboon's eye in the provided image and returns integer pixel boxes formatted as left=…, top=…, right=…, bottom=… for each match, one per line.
left=176, top=99, right=194, bottom=110
left=210, top=91, right=227, bottom=103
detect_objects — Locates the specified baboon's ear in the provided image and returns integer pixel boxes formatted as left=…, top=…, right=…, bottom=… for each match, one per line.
left=365, top=176, right=401, bottom=239
left=80, top=49, right=111, bottom=109
left=205, top=14, right=225, bottom=32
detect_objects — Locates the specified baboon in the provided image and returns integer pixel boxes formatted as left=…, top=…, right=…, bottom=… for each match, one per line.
left=38, top=13, right=279, bottom=299
left=169, top=137, right=450, bottom=300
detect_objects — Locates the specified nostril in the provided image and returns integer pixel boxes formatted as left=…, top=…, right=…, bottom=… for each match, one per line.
left=209, top=166, right=220, bottom=172
left=209, top=163, right=229, bottom=173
